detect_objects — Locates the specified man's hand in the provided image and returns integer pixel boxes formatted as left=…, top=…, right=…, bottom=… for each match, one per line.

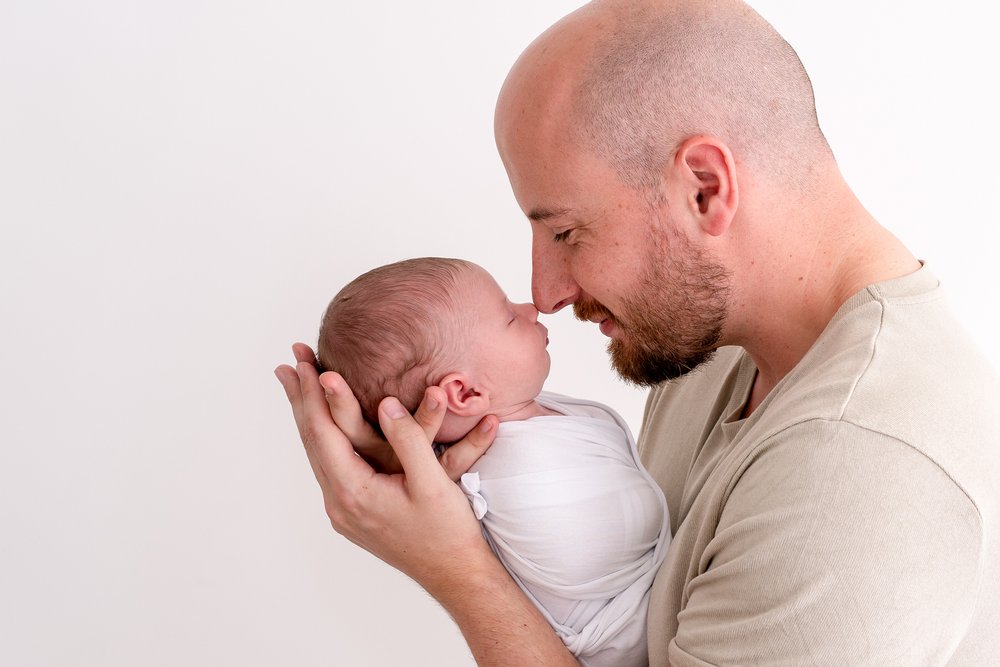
left=276, top=344, right=579, bottom=665
left=274, top=344, right=499, bottom=585
left=285, top=342, right=493, bottom=478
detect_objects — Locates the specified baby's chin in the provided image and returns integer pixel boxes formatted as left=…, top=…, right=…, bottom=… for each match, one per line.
left=435, top=413, right=479, bottom=445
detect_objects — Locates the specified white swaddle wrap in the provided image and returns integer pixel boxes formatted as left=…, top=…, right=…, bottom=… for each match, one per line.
left=460, top=392, right=671, bottom=667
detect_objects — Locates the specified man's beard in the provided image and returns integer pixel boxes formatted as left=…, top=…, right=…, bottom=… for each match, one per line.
left=574, top=229, right=731, bottom=386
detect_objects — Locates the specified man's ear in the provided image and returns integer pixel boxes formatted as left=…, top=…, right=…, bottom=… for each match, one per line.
left=438, top=373, right=490, bottom=417
left=672, top=135, right=739, bottom=237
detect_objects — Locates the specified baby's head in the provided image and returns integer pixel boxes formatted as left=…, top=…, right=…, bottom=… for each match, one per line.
left=317, top=257, right=550, bottom=442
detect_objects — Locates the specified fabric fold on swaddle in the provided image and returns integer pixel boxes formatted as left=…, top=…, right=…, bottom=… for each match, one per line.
left=460, top=473, right=488, bottom=520
left=460, top=392, right=671, bottom=667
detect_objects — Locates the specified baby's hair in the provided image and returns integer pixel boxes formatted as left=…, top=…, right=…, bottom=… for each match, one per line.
left=317, top=257, right=475, bottom=429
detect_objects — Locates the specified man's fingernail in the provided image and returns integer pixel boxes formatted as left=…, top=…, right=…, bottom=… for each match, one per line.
left=383, top=398, right=407, bottom=420
left=426, top=396, right=439, bottom=411
left=480, top=417, right=494, bottom=432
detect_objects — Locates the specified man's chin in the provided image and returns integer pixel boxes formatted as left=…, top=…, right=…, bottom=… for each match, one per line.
left=608, top=338, right=717, bottom=387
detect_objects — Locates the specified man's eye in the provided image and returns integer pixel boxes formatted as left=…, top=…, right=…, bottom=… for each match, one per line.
left=553, top=229, right=573, bottom=243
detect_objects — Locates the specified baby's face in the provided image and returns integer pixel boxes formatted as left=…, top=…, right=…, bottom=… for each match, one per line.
left=458, top=265, right=551, bottom=405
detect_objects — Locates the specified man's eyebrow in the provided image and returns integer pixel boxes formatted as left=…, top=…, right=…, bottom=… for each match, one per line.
left=527, top=206, right=573, bottom=222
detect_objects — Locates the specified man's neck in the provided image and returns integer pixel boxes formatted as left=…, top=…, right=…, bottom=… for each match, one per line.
left=730, top=195, right=920, bottom=416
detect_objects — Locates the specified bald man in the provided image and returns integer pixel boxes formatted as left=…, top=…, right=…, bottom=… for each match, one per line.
left=276, top=1, right=1000, bottom=665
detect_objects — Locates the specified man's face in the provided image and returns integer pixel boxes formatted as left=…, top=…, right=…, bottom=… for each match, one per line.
left=573, top=217, right=731, bottom=385
left=498, top=126, right=730, bottom=385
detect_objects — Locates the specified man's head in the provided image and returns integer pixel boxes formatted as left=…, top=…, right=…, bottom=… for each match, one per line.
left=494, top=0, right=835, bottom=384
left=318, top=258, right=551, bottom=438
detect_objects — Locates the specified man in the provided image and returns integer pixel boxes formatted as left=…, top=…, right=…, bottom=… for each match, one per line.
left=275, top=0, right=1000, bottom=664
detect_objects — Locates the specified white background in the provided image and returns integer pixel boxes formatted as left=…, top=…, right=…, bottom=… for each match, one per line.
left=2, top=1, right=998, bottom=665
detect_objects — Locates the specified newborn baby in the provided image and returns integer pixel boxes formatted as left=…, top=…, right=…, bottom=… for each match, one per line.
left=317, top=257, right=670, bottom=666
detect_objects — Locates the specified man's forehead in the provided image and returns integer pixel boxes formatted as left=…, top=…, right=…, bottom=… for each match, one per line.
left=494, top=37, right=585, bottom=156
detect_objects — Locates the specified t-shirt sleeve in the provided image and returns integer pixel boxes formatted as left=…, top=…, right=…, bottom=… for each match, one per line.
left=668, top=419, right=983, bottom=667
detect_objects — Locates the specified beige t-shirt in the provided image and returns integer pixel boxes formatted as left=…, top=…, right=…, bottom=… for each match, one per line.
left=639, top=265, right=1000, bottom=666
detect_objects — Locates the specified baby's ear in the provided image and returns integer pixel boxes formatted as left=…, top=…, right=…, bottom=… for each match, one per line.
left=438, top=373, right=489, bottom=417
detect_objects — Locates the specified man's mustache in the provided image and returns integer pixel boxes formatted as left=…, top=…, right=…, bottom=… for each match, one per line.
left=573, top=297, right=613, bottom=323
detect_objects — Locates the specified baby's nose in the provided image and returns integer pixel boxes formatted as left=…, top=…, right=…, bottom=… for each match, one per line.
left=518, top=302, right=539, bottom=322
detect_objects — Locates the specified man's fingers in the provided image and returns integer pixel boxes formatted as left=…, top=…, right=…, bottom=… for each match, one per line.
left=292, top=342, right=318, bottom=366
left=413, top=386, right=447, bottom=445
left=318, top=371, right=384, bottom=450
left=275, top=363, right=332, bottom=495
left=319, top=371, right=402, bottom=473
left=378, top=396, right=446, bottom=493
left=439, top=415, right=497, bottom=482
left=274, top=364, right=303, bottom=421
left=295, top=361, right=347, bottom=450
left=294, top=360, right=371, bottom=484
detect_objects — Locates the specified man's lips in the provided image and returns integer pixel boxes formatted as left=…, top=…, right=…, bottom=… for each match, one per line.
left=574, top=300, right=616, bottom=336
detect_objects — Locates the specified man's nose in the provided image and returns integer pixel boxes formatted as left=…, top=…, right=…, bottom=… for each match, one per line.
left=531, top=239, right=579, bottom=314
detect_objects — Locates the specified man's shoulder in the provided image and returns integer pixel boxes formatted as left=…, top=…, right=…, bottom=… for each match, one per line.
left=758, top=273, right=1000, bottom=495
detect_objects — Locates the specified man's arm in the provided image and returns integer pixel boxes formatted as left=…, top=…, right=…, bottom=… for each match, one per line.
left=436, top=553, right=580, bottom=666
left=274, top=348, right=578, bottom=666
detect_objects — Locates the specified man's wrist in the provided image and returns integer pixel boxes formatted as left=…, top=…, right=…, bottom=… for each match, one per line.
left=421, top=537, right=506, bottom=606
left=424, top=540, right=579, bottom=667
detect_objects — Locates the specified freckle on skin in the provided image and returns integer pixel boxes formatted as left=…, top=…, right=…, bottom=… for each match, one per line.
left=799, top=276, right=804, bottom=281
